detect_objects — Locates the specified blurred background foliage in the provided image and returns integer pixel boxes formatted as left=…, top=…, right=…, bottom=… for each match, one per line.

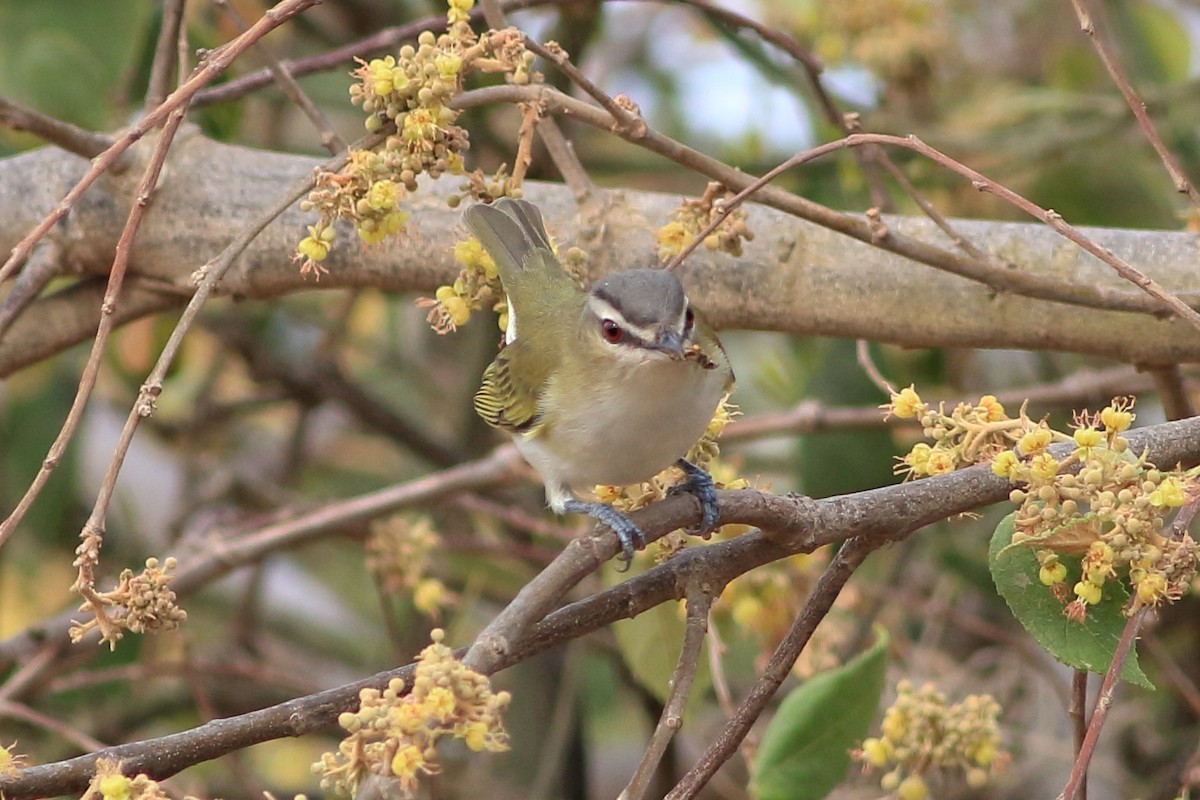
left=2, top=0, right=1200, bottom=798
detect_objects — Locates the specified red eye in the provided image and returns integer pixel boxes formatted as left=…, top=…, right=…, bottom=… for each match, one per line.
left=684, top=307, right=695, bottom=329
left=601, top=319, right=623, bottom=343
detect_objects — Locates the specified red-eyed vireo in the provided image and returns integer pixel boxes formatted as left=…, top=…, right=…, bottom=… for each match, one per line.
left=463, top=198, right=734, bottom=562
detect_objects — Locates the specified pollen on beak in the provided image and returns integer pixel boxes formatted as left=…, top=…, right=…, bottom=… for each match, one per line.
left=649, top=328, right=686, bottom=359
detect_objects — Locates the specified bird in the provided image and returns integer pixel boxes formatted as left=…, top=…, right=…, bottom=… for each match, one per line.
left=463, top=198, right=734, bottom=563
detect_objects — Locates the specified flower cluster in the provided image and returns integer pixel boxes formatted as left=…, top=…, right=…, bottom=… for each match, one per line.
left=83, top=758, right=170, bottom=800
left=366, top=514, right=454, bottom=618
left=885, top=386, right=1026, bottom=479
left=656, top=182, right=755, bottom=262
left=418, top=234, right=501, bottom=333
left=995, top=399, right=1198, bottom=621
left=855, top=681, right=1007, bottom=800
left=69, top=557, right=187, bottom=650
left=297, top=0, right=543, bottom=276
left=885, top=387, right=1199, bottom=622
left=314, top=629, right=510, bottom=796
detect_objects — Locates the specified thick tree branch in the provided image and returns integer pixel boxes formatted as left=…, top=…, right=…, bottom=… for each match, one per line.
left=3, top=139, right=1200, bottom=377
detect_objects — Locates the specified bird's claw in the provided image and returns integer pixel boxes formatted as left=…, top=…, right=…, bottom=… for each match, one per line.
left=670, top=458, right=720, bottom=535
left=563, top=499, right=645, bottom=570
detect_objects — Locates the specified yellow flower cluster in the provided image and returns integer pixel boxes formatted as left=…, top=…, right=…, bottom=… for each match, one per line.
left=856, top=681, right=1007, bottom=798
left=83, top=758, right=169, bottom=800
left=886, top=386, right=1028, bottom=479
left=314, top=629, right=511, bottom=796
left=418, top=235, right=502, bottom=333
left=656, top=182, right=755, bottom=262
left=366, top=514, right=454, bottom=618
left=69, top=557, right=187, bottom=650
left=297, top=0, right=544, bottom=274
left=994, top=398, right=1198, bottom=621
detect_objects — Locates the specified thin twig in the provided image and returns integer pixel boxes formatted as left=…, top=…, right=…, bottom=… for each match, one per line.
left=1060, top=608, right=1150, bottom=800
left=0, top=0, right=324, bottom=287
left=0, top=699, right=108, bottom=754
left=1069, top=0, right=1200, bottom=209
left=854, top=339, right=894, bottom=396
left=1146, top=365, right=1195, bottom=421
left=145, top=0, right=186, bottom=109
left=214, top=0, right=347, bottom=154
left=621, top=585, right=715, bottom=800
left=453, top=83, right=1189, bottom=318
left=1069, top=670, right=1090, bottom=800
left=0, top=95, right=115, bottom=160
left=655, top=128, right=1200, bottom=332
left=189, top=0, right=546, bottom=107
left=665, top=535, right=877, bottom=800
left=477, top=1, right=596, bottom=206
left=0, top=106, right=191, bottom=557
left=0, top=242, right=62, bottom=339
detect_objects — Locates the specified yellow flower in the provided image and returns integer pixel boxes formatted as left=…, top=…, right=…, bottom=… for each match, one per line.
left=898, top=774, right=929, bottom=800
left=977, top=394, right=1006, bottom=422
left=1017, top=427, right=1052, bottom=455
left=925, top=448, right=956, bottom=476
left=366, top=179, right=400, bottom=212
left=424, top=686, right=457, bottom=722
left=860, top=737, right=891, bottom=767
left=1150, top=476, right=1186, bottom=507
left=1073, top=428, right=1102, bottom=449
left=1073, top=580, right=1102, bottom=606
left=991, top=450, right=1019, bottom=480
left=655, top=221, right=689, bottom=258
left=297, top=234, right=331, bottom=262
left=413, top=578, right=447, bottom=615
left=391, top=743, right=425, bottom=780
left=462, top=721, right=489, bottom=751
left=889, top=386, right=924, bottom=419
left=1100, top=404, right=1134, bottom=432
left=1136, top=572, right=1167, bottom=605
left=1039, top=562, right=1067, bottom=586
left=1028, top=452, right=1059, bottom=482
left=902, top=443, right=932, bottom=476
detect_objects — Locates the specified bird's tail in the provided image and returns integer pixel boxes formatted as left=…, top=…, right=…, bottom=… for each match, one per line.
left=462, top=198, right=553, bottom=280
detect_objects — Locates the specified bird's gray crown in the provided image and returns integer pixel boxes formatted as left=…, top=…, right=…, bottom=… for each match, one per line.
left=590, top=269, right=687, bottom=327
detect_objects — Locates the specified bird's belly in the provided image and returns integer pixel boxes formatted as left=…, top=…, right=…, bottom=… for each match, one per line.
left=520, top=361, right=726, bottom=491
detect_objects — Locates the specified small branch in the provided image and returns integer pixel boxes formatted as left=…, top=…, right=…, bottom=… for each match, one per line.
left=454, top=83, right=1188, bottom=319
left=0, top=105, right=191, bottom=556
left=1146, top=364, right=1195, bottom=421
left=1060, top=608, right=1150, bottom=800
left=1069, top=670, right=1090, bottom=800
left=478, top=0, right=596, bottom=206
left=0, top=242, right=62, bottom=339
left=621, top=585, right=715, bottom=800
left=189, top=0, right=546, bottom=108
left=0, top=0, right=324, bottom=287
left=145, top=0, right=186, bottom=109
left=665, top=536, right=877, bottom=800
left=0, top=95, right=115, bottom=160
left=214, top=0, right=346, bottom=154
left=1070, top=0, right=1200, bottom=209
left=725, top=364, right=1167, bottom=443
left=855, top=339, right=894, bottom=395
left=0, top=699, right=108, bottom=754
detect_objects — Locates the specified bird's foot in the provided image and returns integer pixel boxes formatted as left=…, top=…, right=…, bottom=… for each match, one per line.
left=563, top=499, right=645, bottom=569
left=669, top=458, right=720, bottom=535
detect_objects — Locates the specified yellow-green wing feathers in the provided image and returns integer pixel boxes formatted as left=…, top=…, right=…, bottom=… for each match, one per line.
left=474, top=343, right=544, bottom=433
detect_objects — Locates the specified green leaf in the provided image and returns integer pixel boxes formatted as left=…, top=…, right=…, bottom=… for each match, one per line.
left=988, top=513, right=1152, bottom=689
left=750, top=628, right=889, bottom=800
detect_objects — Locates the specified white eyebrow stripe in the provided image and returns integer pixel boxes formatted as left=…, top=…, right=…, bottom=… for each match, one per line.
left=585, top=296, right=661, bottom=343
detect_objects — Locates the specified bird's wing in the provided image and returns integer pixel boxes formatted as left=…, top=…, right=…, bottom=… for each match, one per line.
left=474, top=340, right=546, bottom=434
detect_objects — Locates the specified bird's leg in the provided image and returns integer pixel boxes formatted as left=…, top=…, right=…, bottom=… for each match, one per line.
left=562, top=498, right=645, bottom=567
left=670, top=458, right=720, bottom=535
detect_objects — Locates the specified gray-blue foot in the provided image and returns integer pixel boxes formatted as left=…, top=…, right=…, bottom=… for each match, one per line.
left=671, top=458, right=720, bottom=534
left=563, top=498, right=645, bottom=566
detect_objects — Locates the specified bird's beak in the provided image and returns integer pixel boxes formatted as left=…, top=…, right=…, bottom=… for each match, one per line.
left=648, top=327, right=686, bottom=359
